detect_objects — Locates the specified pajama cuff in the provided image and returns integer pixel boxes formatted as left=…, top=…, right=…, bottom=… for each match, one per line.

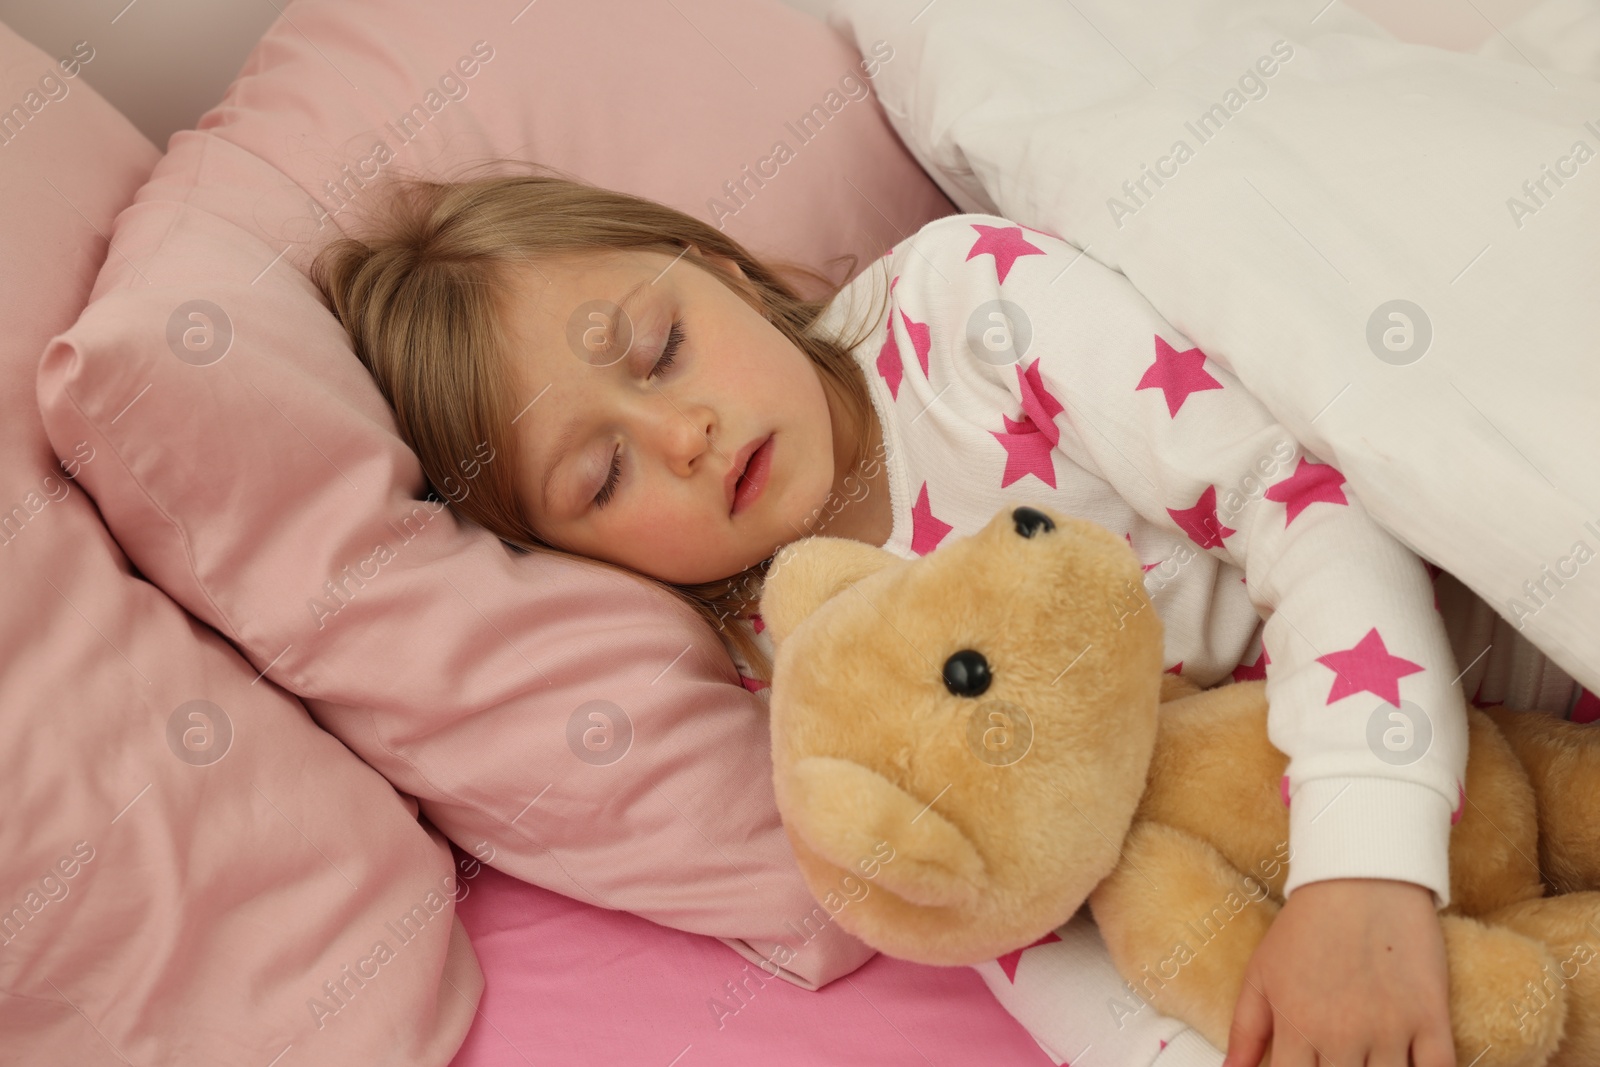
left=1281, top=776, right=1455, bottom=909
left=1151, top=1028, right=1225, bottom=1067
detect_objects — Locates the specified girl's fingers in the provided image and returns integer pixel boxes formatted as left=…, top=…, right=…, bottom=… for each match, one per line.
left=1221, top=976, right=1275, bottom=1067
left=1364, top=1043, right=1413, bottom=1067
left=1270, top=1025, right=1317, bottom=1067
left=1411, top=1026, right=1460, bottom=1067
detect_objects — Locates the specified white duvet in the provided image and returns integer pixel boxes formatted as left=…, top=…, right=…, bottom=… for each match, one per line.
left=825, top=1, right=1600, bottom=1063
left=831, top=0, right=1600, bottom=702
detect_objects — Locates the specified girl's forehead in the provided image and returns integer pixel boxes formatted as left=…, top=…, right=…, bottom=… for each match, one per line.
left=504, top=253, right=627, bottom=321
left=543, top=246, right=685, bottom=283
left=502, top=249, right=681, bottom=362
left=524, top=247, right=714, bottom=324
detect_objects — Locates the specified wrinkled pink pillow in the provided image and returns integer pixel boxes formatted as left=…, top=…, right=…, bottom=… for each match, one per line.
left=38, top=0, right=954, bottom=990
left=1, top=20, right=478, bottom=1065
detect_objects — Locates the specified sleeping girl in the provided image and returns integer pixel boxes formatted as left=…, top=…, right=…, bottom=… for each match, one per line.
left=311, top=170, right=1588, bottom=1067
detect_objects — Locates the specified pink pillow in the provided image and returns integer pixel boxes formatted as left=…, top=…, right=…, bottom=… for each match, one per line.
left=0, top=21, right=478, bottom=1064
left=38, top=0, right=954, bottom=990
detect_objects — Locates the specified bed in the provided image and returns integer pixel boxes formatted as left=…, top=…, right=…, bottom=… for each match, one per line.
left=446, top=846, right=1053, bottom=1065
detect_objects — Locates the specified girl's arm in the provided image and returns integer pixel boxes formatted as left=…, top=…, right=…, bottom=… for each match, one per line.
left=879, top=213, right=1467, bottom=1063
left=887, top=212, right=1469, bottom=910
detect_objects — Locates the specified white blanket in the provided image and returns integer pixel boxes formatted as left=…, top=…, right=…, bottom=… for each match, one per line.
left=831, top=0, right=1600, bottom=702
left=827, top=1, right=1600, bottom=1063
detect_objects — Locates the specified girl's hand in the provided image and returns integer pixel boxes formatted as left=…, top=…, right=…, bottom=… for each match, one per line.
left=1222, top=878, right=1457, bottom=1067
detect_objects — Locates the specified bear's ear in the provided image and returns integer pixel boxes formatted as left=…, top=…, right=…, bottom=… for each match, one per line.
left=759, top=537, right=899, bottom=650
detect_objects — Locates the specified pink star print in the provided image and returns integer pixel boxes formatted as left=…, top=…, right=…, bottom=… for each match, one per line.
left=992, top=413, right=1057, bottom=488
left=877, top=278, right=901, bottom=399
left=750, top=613, right=765, bottom=634
left=1315, top=627, right=1424, bottom=706
left=1264, top=457, right=1349, bottom=526
left=1135, top=336, right=1223, bottom=418
left=1572, top=688, right=1600, bottom=724
left=997, top=930, right=1062, bottom=983
left=1232, top=647, right=1271, bottom=683
left=910, top=482, right=953, bottom=556
left=875, top=298, right=930, bottom=402
left=899, top=308, right=931, bottom=379
left=966, top=224, right=1046, bottom=284
left=1451, top=781, right=1465, bottom=825
left=1168, top=485, right=1235, bottom=550
left=1124, top=532, right=1160, bottom=572
left=1017, top=358, right=1066, bottom=448
left=876, top=327, right=904, bottom=402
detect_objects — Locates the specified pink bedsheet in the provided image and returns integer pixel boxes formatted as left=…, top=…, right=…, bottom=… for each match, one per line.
left=447, top=848, right=1056, bottom=1066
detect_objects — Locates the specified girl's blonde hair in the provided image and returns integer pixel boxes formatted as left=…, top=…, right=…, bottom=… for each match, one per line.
left=309, top=164, right=887, bottom=683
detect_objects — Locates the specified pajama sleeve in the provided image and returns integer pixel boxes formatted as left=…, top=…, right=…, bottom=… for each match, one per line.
left=904, top=214, right=1469, bottom=907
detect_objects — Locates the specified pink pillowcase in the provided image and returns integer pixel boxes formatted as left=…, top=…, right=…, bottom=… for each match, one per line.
left=38, top=0, right=953, bottom=991
left=0, top=21, right=478, bottom=1063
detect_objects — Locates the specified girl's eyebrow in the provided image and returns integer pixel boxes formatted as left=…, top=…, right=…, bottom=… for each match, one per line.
left=538, top=279, right=652, bottom=513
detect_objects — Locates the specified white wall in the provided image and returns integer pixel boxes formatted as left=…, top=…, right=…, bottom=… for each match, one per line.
left=0, top=0, right=278, bottom=151
left=0, top=0, right=1545, bottom=149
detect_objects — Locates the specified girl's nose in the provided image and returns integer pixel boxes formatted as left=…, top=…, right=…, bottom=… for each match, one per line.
left=652, top=401, right=715, bottom=474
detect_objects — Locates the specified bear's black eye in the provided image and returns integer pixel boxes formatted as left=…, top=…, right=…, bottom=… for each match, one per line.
left=943, top=649, right=992, bottom=697
left=1013, top=506, right=1055, bottom=538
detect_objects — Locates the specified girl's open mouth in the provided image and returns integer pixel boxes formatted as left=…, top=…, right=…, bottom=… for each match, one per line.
left=732, top=435, right=774, bottom=516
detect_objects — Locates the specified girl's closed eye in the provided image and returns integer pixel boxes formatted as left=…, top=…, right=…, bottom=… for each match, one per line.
left=593, top=319, right=688, bottom=509
left=649, top=319, right=685, bottom=380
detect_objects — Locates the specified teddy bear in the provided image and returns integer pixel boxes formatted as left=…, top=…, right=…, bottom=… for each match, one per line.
left=758, top=503, right=1600, bottom=1067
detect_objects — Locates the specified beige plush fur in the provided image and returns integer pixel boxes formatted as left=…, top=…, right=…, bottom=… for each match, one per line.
left=761, top=504, right=1600, bottom=1067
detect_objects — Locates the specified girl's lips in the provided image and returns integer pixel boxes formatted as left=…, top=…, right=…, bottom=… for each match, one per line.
left=731, top=435, right=774, bottom=516
left=725, top=434, right=765, bottom=513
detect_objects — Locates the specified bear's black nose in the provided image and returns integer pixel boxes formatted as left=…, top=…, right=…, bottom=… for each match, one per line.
left=1013, top=506, right=1055, bottom=538
left=943, top=649, right=992, bottom=697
